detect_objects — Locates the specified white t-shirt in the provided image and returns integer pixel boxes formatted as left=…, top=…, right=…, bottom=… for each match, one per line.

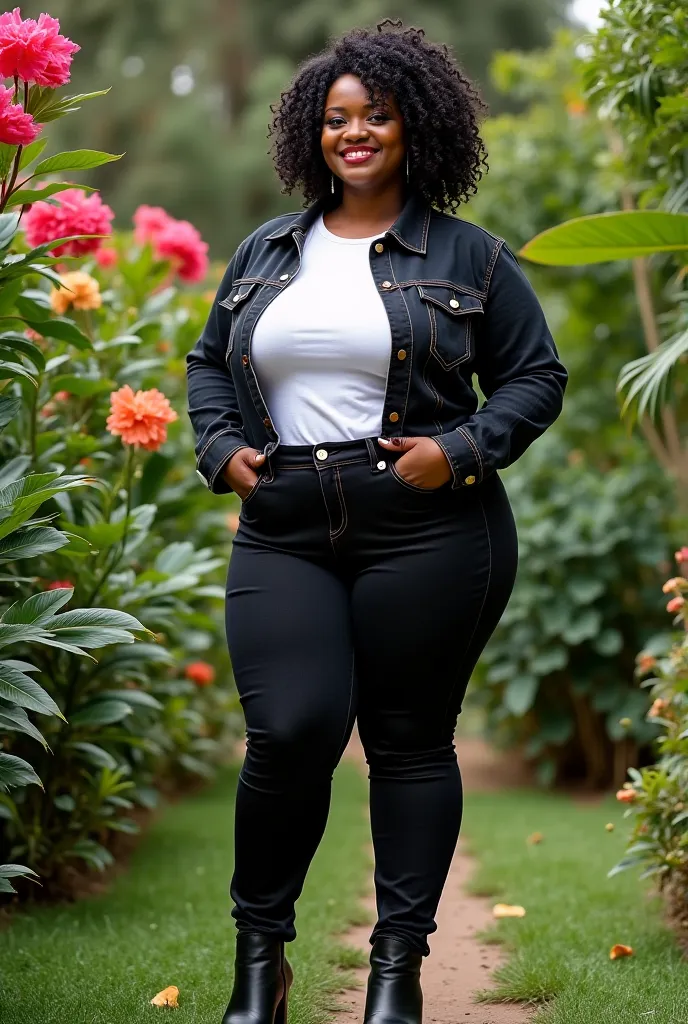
left=251, top=212, right=392, bottom=446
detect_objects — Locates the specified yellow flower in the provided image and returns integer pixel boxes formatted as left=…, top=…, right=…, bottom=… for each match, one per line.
left=50, top=271, right=102, bottom=314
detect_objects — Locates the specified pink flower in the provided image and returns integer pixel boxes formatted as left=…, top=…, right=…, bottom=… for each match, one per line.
left=666, top=595, right=685, bottom=614
left=0, top=8, right=79, bottom=87
left=23, top=188, right=114, bottom=257
left=0, top=83, right=40, bottom=146
left=94, top=246, right=118, bottom=268
left=616, top=789, right=636, bottom=804
left=662, top=576, right=687, bottom=593
left=675, top=547, right=688, bottom=565
left=133, top=204, right=171, bottom=246
left=154, top=218, right=209, bottom=283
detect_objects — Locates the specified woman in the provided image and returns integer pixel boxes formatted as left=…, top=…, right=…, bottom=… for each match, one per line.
left=186, top=20, right=567, bottom=1024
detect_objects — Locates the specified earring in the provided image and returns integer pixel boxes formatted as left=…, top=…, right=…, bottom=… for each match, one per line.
left=406, top=151, right=410, bottom=183
left=331, top=173, right=335, bottom=194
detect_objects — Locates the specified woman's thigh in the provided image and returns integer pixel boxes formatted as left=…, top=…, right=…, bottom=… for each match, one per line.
left=351, top=475, right=518, bottom=759
left=226, top=545, right=357, bottom=785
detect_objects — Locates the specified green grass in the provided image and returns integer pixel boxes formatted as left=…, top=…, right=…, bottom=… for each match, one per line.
left=0, top=762, right=371, bottom=1024
left=463, top=789, right=687, bottom=1024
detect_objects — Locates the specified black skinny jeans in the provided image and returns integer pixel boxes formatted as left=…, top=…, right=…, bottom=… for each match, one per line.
left=225, top=436, right=518, bottom=956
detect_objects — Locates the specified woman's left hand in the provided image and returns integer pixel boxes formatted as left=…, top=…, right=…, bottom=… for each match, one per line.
left=378, top=436, right=452, bottom=490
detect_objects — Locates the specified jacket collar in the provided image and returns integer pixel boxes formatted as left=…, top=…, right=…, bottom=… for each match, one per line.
left=263, top=189, right=431, bottom=255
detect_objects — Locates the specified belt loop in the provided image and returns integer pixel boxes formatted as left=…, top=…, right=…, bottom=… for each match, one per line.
left=364, top=437, right=379, bottom=473
left=264, top=450, right=275, bottom=482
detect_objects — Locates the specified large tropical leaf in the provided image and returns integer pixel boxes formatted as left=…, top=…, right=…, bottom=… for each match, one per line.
left=0, top=752, right=42, bottom=791
left=617, top=324, right=688, bottom=422
left=33, top=150, right=123, bottom=175
left=0, top=702, right=48, bottom=747
left=0, top=526, right=68, bottom=562
left=0, top=659, right=64, bottom=718
left=519, top=211, right=688, bottom=265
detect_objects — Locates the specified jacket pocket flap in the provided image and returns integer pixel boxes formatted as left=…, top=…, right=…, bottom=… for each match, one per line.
left=218, top=280, right=258, bottom=311
left=417, top=285, right=484, bottom=317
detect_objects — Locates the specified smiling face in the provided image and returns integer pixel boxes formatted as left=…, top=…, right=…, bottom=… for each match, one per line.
left=321, top=74, right=406, bottom=195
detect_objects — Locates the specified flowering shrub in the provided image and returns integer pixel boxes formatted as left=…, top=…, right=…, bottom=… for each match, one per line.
left=610, top=551, right=688, bottom=930
left=0, top=11, right=239, bottom=901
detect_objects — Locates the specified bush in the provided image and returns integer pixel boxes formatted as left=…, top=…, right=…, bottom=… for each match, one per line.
left=471, top=433, right=678, bottom=788
left=610, top=552, right=688, bottom=931
left=0, top=13, right=239, bottom=901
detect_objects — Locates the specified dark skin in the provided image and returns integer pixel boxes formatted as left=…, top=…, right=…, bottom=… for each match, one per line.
left=223, top=73, right=452, bottom=497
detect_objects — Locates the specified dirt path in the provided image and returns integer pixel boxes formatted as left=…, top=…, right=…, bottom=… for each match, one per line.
left=334, top=730, right=534, bottom=1024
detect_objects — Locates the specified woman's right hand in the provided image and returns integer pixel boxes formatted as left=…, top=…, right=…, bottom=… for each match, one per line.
left=222, top=447, right=266, bottom=500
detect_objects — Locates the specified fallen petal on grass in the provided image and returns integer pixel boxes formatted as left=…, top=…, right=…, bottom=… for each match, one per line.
left=609, top=944, right=634, bottom=960
left=527, top=831, right=544, bottom=844
left=493, top=903, right=526, bottom=918
left=150, top=985, right=180, bottom=1007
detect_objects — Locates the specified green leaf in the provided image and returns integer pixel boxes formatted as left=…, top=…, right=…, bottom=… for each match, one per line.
left=0, top=212, right=19, bottom=250
left=520, top=211, right=688, bottom=266
left=593, top=629, right=624, bottom=656
left=70, top=700, right=132, bottom=727
left=67, top=741, right=117, bottom=770
left=0, top=333, right=45, bottom=370
left=99, top=689, right=162, bottom=711
left=6, top=182, right=97, bottom=209
left=3, top=587, right=73, bottom=625
left=49, top=375, right=115, bottom=398
left=0, top=396, right=21, bottom=430
left=33, top=150, right=123, bottom=175
left=0, top=526, right=68, bottom=562
left=0, top=359, right=37, bottom=384
left=18, top=138, right=48, bottom=171
left=562, top=609, right=602, bottom=645
left=24, top=317, right=92, bottom=351
left=0, top=660, right=64, bottom=718
left=53, top=608, right=146, bottom=632
left=0, top=752, right=42, bottom=791
left=504, top=673, right=539, bottom=716
left=0, top=703, right=48, bottom=747
left=0, top=863, right=38, bottom=878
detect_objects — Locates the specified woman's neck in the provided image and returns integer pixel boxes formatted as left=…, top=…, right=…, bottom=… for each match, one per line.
left=323, top=180, right=407, bottom=239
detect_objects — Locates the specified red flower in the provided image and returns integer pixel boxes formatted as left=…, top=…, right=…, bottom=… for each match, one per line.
left=95, top=246, right=118, bottom=269
left=185, top=661, right=215, bottom=686
left=0, top=83, right=40, bottom=146
left=45, top=580, right=72, bottom=591
left=133, top=204, right=171, bottom=245
left=153, top=218, right=209, bottom=283
left=0, top=8, right=79, bottom=87
left=23, top=188, right=114, bottom=257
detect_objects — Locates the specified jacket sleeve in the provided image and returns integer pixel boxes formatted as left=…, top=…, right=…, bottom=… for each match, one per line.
left=433, top=243, right=568, bottom=489
left=186, top=243, right=249, bottom=494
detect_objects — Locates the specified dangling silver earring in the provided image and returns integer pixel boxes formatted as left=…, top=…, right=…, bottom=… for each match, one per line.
left=331, top=173, right=335, bottom=194
left=406, top=152, right=410, bottom=183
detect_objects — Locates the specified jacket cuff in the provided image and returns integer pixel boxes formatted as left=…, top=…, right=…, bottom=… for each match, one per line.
left=195, top=432, right=249, bottom=495
left=432, top=426, right=485, bottom=490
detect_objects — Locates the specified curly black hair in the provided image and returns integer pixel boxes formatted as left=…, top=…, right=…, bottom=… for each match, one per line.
left=268, top=19, right=488, bottom=214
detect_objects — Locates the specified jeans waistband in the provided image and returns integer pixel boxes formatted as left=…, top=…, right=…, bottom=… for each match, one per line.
left=268, top=436, right=383, bottom=472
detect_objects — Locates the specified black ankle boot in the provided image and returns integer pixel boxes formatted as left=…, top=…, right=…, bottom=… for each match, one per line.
left=363, top=936, right=423, bottom=1024
left=221, top=931, right=293, bottom=1024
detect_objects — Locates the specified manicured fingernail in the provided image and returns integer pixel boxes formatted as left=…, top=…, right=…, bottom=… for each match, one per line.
left=378, top=437, right=389, bottom=445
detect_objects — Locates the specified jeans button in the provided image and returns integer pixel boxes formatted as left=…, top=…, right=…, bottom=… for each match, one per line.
left=316, top=448, right=328, bottom=461
left=377, top=460, right=386, bottom=470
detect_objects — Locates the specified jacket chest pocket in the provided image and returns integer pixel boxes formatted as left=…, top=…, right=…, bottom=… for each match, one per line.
left=218, top=280, right=259, bottom=360
left=417, top=284, right=484, bottom=370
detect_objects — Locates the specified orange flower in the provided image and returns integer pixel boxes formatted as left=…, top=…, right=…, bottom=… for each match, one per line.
left=609, top=944, right=633, bottom=960
left=637, top=653, right=656, bottom=674
left=666, top=595, right=685, bottom=614
left=616, top=789, right=636, bottom=803
left=185, top=661, right=215, bottom=686
left=106, top=385, right=177, bottom=451
left=662, top=576, right=687, bottom=593
left=50, top=270, right=102, bottom=314
left=648, top=698, right=669, bottom=718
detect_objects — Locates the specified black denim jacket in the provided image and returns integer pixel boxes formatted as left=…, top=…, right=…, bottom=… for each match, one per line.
left=186, top=190, right=568, bottom=494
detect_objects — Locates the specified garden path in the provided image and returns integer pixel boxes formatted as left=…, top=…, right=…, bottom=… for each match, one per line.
left=334, top=730, right=534, bottom=1024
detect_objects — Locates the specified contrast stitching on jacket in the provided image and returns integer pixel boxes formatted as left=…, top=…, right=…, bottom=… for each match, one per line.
left=400, top=278, right=488, bottom=300
left=197, top=427, right=238, bottom=468
left=457, top=425, right=484, bottom=482
left=389, top=257, right=414, bottom=431
left=423, top=289, right=472, bottom=372
left=483, top=239, right=504, bottom=294
left=421, top=335, right=444, bottom=434
left=431, top=434, right=460, bottom=489
left=386, top=204, right=430, bottom=254
left=230, top=276, right=284, bottom=287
